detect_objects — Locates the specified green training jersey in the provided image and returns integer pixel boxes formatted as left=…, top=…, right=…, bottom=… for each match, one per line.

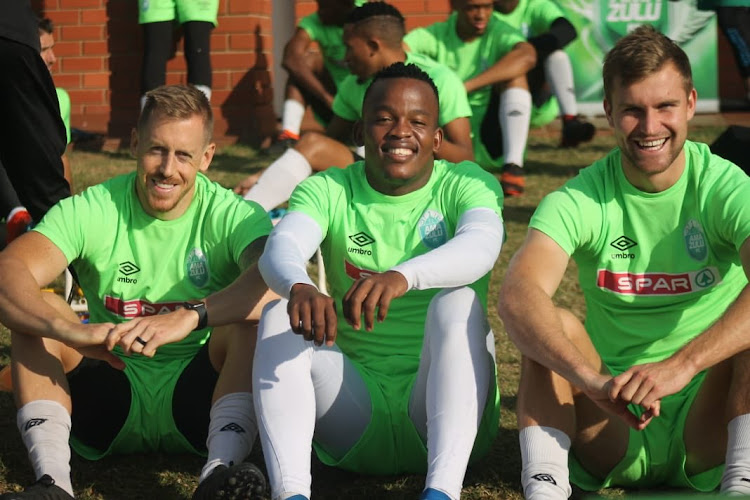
left=35, top=172, right=272, bottom=365
left=298, top=0, right=367, bottom=88
left=289, top=159, right=503, bottom=380
left=404, top=13, right=526, bottom=134
left=492, top=0, right=564, bottom=38
left=530, top=141, right=750, bottom=374
left=331, top=52, right=472, bottom=127
left=55, top=87, right=70, bottom=145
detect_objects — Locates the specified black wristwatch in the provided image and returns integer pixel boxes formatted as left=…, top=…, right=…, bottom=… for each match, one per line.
left=183, top=302, right=208, bottom=331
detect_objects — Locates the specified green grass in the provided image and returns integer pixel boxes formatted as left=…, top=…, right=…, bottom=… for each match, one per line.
left=0, top=125, right=729, bottom=499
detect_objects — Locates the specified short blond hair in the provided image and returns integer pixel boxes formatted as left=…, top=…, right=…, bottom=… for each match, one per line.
left=603, top=25, right=693, bottom=102
left=138, top=85, right=213, bottom=144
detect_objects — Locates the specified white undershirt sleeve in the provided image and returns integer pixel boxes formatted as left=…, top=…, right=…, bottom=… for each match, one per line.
left=390, top=207, right=504, bottom=291
left=258, top=211, right=324, bottom=299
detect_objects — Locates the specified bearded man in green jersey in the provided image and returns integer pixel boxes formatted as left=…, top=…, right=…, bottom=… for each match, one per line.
left=499, top=25, right=750, bottom=499
left=0, top=85, right=274, bottom=500
left=254, top=63, right=504, bottom=500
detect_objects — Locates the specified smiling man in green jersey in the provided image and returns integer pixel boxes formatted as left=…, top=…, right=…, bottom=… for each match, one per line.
left=0, top=85, right=274, bottom=500
left=254, top=63, right=504, bottom=500
left=235, top=2, right=474, bottom=213
left=404, top=0, right=537, bottom=197
left=499, top=26, right=750, bottom=499
left=493, top=0, right=596, bottom=147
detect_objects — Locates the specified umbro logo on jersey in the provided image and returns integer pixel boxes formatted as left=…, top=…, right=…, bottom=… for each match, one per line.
left=220, top=423, right=245, bottom=433
left=531, top=473, right=557, bottom=485
left=610, top=235, right=637, bottom=259
left=118, top=261, right=140, bottom=284
left=348, top=232, right=375, bottom=255
left=24, top=418, right=47, bottom=431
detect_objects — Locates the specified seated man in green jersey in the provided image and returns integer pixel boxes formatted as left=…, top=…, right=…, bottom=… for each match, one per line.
left=254, top=63, right=504, bottom=500
left=0, top=85, right=274, bottom=500
left=493, top=0, right=595, bottom=147
left=261, top=0, right=365, bottom=157
left=404, top=0, right=537, bottom=197
left=498, top=25, right=750, bottom=499
left=234, top=2, right=474, bottom=212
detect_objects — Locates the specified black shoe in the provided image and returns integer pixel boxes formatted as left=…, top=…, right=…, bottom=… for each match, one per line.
left=192, top=462, right=268, bottom=500
left=0, top=475, right=74, bottom=499
left=500, top=163, right=525, bottom=197
left=561, top=116, right=595, bottom=147
left=262, top=134, right=298, bottom=157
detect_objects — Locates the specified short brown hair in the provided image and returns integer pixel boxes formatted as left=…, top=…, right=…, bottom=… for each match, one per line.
left=603, top=25, right=693, bottom=102
left=138, top=85, right=213, bottom=144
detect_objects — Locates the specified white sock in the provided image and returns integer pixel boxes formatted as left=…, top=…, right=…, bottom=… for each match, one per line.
left=17, top=400, right=74, bottom=497
left=499, top=87, right=531, bottom=167
left=280, top=99, right=306, bottom=137
left=199, top=392, right=257, bottom=483
left=721, top=413, right=750, bottom=495
left=519, top=426, right=572, bottom=499
left=244, top=148, right=312, bottom=211
left=193, top=84, right=212, bottom=102
left=544, top=51, right=578, bottom=117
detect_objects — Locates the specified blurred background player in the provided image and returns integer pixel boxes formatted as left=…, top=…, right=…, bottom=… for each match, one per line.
left=266, top=0, right=366, bottom=155
left=494, top=0, right=596, bottom=147
left=138, top=0, right=218, bottom=107
left=405, top=0, right=537, bottom=197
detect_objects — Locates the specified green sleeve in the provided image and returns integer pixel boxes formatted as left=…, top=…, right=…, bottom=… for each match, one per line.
left=331, top=75, right=363, bottom=122
left=429, top=65, right=472, bottom=125
left=55, top=88, right=71, bottom=145
left=529, top=174, right=601, bottom=257
left=527, top=0, right=565, bottom=34
left=703, top=156, right=750, bottom=253
left=449, top=162, right=504, bottom=220
left=225, top=198, right=273, bottom=267
left=404, top=26, right=438, bottom=58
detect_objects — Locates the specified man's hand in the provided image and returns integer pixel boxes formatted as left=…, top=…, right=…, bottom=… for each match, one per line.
left=609, top=357, right=695, bottom=415
left=233, top=170, right=263, bottom=197
left=61, top=321, right=125, bottom=370
left=104, top=307, right=200, bottom=357
left=342, top=271, right=408, bottom=332
left=581, top=373, right=658, bottom=431
left=288, top=283, right=337, bottom=346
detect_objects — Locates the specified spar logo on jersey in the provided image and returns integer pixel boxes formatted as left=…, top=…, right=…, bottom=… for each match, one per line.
left=345, top=260, right=376, bottom=280
left=417, top=210, right=447, bottom=249
left=117, top=261, right=141, bottom=284
left=186, top=248, right=210, bottom=288
left=104, top=296, right=184, bottom=318
left=597, top=267, right=721, bottom=295
left=684, top=219, right=708, bottom=261
left=609, top=235, right=637, bottom=260
left=348, top=232, right=375, bottom=256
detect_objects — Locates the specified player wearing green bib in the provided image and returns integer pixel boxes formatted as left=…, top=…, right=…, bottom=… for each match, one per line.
left=493, top=0, right=596, bottom=147
left=237, top=2, right=474, bottom=213
left=138, top=0, right=218, bottom=108
left=268, top=0, right=367, bottom=153
left=498, top=26, right=750, bottom=499
left=254, top=64, right=503, bottom=500
left=404, top=0, right=536, bottom=196
left=0, top=86, right=272, bottom=500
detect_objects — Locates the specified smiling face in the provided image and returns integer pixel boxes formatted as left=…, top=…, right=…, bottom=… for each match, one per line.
left=604, top=62, right=696, bottom=193
left=131, top=112, right=216, bottom=220
left=359, top=77, right=442, bottom=196
left=453, top=0, right=494, bottom=39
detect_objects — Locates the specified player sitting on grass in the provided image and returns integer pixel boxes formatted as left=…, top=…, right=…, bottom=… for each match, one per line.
left=253, top=63, right=504, bottom=500
left=498, top=25, right=750, bottom=499
left=0, top=85, right=273, bottom=500
left=234, top=2, right=474, bottom=212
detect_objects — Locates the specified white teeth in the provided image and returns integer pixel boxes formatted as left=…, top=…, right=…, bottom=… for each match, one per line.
left=637, top=138, right=667, bottom=149
left=389, top=148, right=412, bottom=156
left=155, top=181, right=174, bottom=189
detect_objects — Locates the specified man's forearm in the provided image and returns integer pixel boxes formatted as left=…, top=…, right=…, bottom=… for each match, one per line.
left=464, top=43, right=537, bottom=93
